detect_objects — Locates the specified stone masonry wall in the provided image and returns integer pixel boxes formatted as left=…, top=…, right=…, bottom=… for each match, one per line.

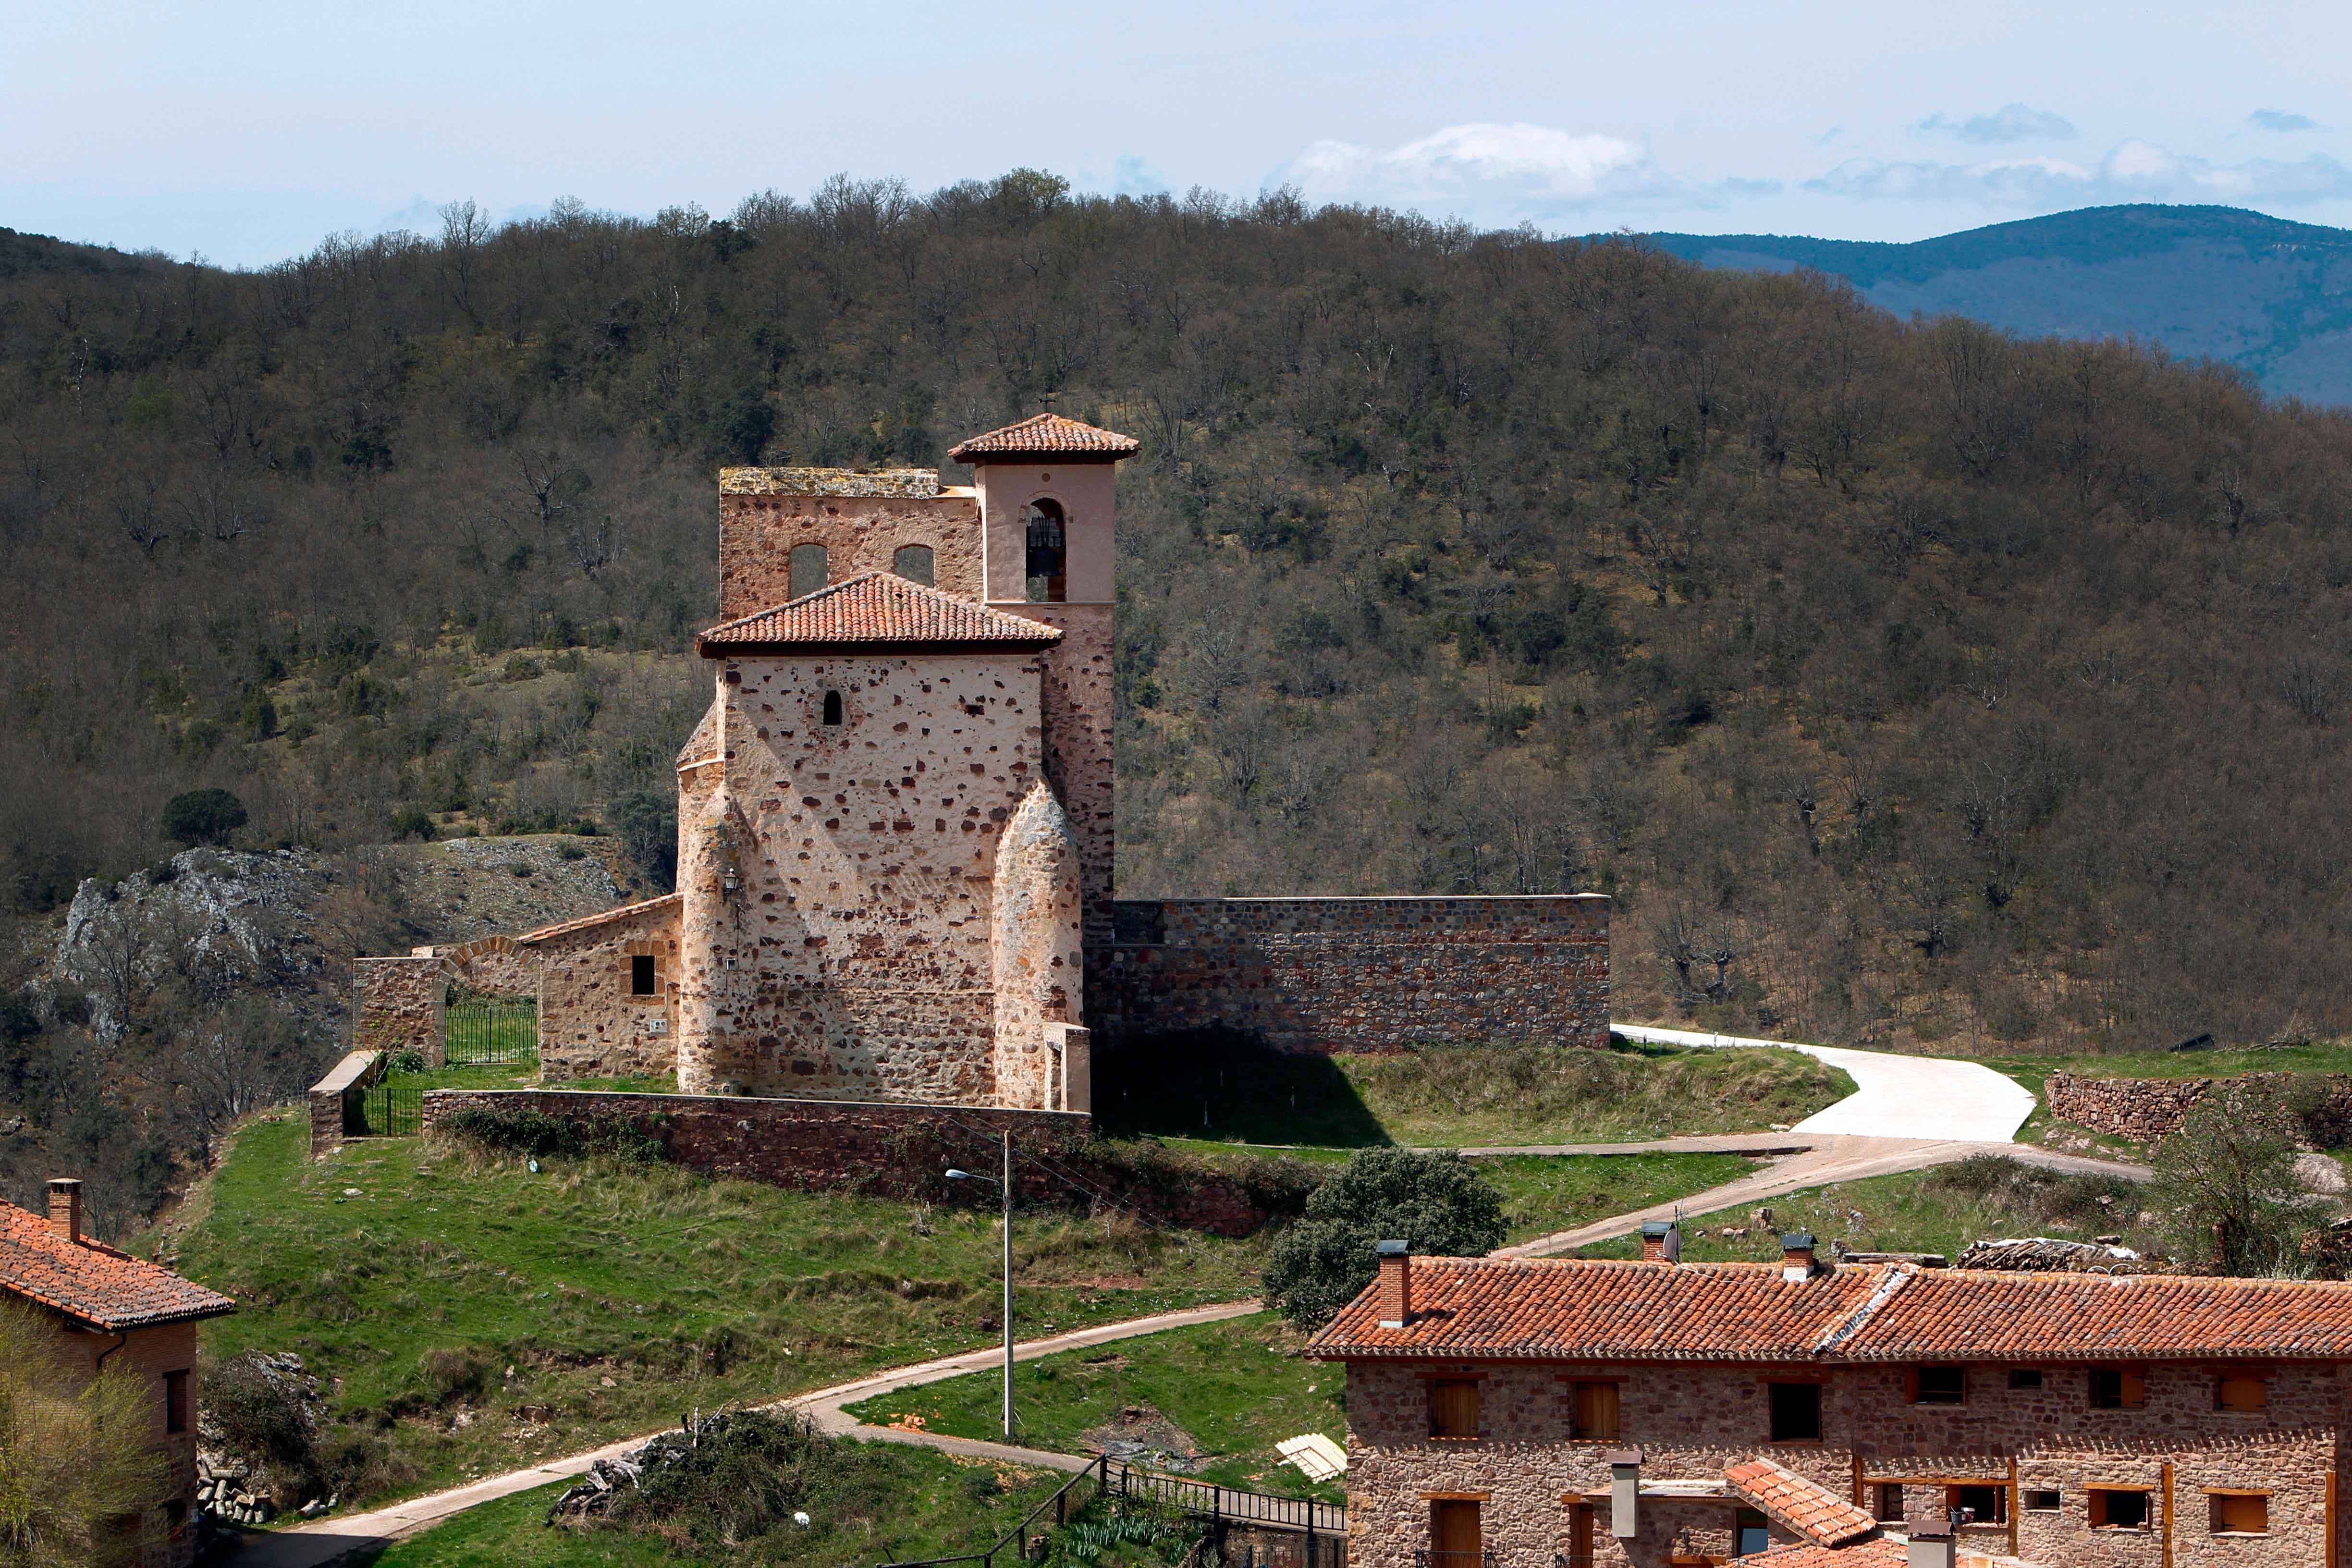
left=350, top=954, right=444, bottom=1065
left=307, top=1049, right=384, bottom=1157
left=532, top=897, right=683, bottom=1083
left=715, top=484, right=982, bottom=621
left=416, top=1088, right=1275, bottom=1235
left=678, top=649, right=1049, bottom=1101
left=2047, top=1071, right=2352, bottom=1144
left=1093, top=895, right=1612, bottom=1053
left=1340, top=1357, right=2343, bottom=1568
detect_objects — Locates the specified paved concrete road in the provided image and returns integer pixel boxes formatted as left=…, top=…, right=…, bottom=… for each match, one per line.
left=235, top=1300, right=1265, bottom=1567
left=1613, top=1022, right=2038, bottom=1143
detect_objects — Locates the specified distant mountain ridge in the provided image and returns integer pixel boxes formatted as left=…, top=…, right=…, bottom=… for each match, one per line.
left=1635, top=204, right=2352, bottom=405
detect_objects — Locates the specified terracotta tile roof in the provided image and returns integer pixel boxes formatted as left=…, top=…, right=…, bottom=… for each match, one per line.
left=0, top=1201, right=234, bottom=1331
left=514, top=892, right=683, bottom=947
left=945, top=413, right=1140, bottom=462
left=1306, top=1256, right=2352, bottom=1363
left=1741, top=1539, right=1908, bottom=1568
left=1727, top=1459, right=1880, bottom=1547
left=697, top=572, right=1061, bottom=654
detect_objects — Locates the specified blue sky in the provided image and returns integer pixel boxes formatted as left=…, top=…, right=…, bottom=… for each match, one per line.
left=6, top=0, right=2352, bottom=268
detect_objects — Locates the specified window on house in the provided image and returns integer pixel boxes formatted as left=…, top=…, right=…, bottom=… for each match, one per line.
left=2089, top=1489, right=2152, bottom=1530
left=1025, top=499, right=1067, bottom=602
left=1430, top=1499, right=1482, bottom=1568
left=1570, top=1380, right=1620, bottom=1440
left=789, top=543, right=828, bottom=600
left=2210, top=1494, right=2269, bottom=1535
left=1735, top=1508, right=1771, bottom=1556
left=2025, top=1490, right=2063, bottom=1513
left=163, top=1498, right=188, bottom=1535
left=1912, top=1365, right=1965, bottom=1405
left=1874, top=1485, right=1905, bottom=1522
left=2088, top=1367, right=2147, bottom=1409
left=1427, top=1379, right=1481, bottom=1439
left=893, top=544, right=935, bottom=585
left=822, top=691, right=844, bottom=726
left=1767, top=1381, right=1821, bottom=1442
left=2217, top=1374, right=2268, bottom=1411
left=2008, top=1367, right=2044, bottom=1389
left=631, top=955, right=656, bottom=995
left=163, top=1370, right=189, bottom=1434
left=1949, top=1485, right=2005, bottom=1525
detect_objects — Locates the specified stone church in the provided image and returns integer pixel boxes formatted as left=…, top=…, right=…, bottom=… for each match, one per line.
left=359, top=415, right=1611, bottom=1113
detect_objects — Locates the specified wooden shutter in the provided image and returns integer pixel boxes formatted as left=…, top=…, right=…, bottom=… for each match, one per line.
left=1430, top=1378, right=1481, bottom=1438
left=1434, top=1499, right=1483, bottom=1556
left=2217, top=1375, right=2267, bottom=1411
left=1575, top=1381, right=1620, bottom=1439
left=2119, top=1369, right=2147, bottom=1408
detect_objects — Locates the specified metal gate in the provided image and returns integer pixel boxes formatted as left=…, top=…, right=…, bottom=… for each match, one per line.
left=445, top=998, right=537, bottom=1065
left=346, top=1081, right=421, bottom=1137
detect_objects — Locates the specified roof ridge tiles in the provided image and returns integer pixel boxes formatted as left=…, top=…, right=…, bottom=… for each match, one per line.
left=698, top=572, right=1062, bottom=652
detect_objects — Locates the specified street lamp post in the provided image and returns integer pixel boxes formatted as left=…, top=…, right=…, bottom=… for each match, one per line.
left=945, top=1126, right=1015, bottom=1441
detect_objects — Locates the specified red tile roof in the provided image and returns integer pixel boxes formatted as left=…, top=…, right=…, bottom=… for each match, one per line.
left=1727, top=1459, right=1880, bottom=1547
left=0, top=1201, right=234, bottom=1331
left=1742, top=1539, right=1909, bottom=1568
left=1306, top=1256, right=2352, bottom=1363
left=515, top=892, right=683, bottom=946
left=945, top=413, right=1140, bottom=462
left=697, top=573, right=1062, bottom=655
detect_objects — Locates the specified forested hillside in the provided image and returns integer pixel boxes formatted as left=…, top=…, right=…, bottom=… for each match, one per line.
left=7, top=173, right=2352, bottom=1067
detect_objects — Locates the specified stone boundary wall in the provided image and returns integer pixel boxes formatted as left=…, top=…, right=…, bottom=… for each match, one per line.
left=352, top=953, right=446, bottom=1066
left=417, top=1089, right=1290, bottom=1235
left=2046, top=1069, right=2352, bottom=1143
left=1091, top=895, right=1611, bottom=1054
left=308, top=1050, right=385, bottom=1158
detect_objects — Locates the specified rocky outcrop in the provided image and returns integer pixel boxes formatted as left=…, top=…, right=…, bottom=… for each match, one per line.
left=2047, top=1070, right=2352, bottom=1144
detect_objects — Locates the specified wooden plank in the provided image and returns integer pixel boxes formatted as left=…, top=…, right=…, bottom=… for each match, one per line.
left=2328, top=1471, right=2339, bottom=1568
left=2008, top=1458, right=2020, bottom=1559
left=1853, top=1454, right=1866, bottom=1507
left=2162, top=1462, right=2175, bottom=1568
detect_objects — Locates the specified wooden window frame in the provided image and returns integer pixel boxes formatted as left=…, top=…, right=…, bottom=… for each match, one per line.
left=2087, top=1487, right=2155, bottom=1531
left=2206, top=1489, right=2271, bottom=1537
left=2022, top=1489, right=2063, bottom=1513
left=2087, top=1366, right=2147, bottom=1410
left=1568, top=1378, right=1623, bottom=1441
left=1947, top=1483, right=2007, bottom=1526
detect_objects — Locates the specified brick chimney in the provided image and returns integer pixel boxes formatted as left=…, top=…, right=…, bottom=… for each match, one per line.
left=47, top=1178, right=82, bottom=1245
left=1781, top=1231, right=1821, bottom=1282
left=1906, top=1517, right=1956, bottom=1568
left=1640, top=1220, right=1682, bottom=1262
left=1375, top=1239, right=1411, bottom=1328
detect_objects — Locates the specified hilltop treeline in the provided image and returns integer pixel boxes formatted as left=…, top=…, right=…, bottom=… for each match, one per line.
left=6, top=173, right=2352, bottom=1055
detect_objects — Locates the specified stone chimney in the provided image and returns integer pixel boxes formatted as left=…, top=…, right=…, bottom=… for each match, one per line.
left=1906, top=1517, right=1956, bottom=1568
left=1781, top=1231, right=1822, bottom=1282
left=1608, top=1448, right=1644, bottom=1538
left=47, top=1178, right=82, bottom=1245
left=1375, top=1239, right=1411, bottom=1328
left=1640, top=1220, right=1682, bottom=1262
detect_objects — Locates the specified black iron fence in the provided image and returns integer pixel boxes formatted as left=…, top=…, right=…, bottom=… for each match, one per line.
left=346, top=1080, right=421, bottom=1138
left=446, top=998, right=536, bottom=1065
left=874, top=1454, right=1347, bottom=1568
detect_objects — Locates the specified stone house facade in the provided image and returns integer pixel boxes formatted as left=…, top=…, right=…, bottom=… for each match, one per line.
left=355, top=413, right=1614, bottom=1107
left=0, top=1179, right=235, bottom=1567
left=1311, top=1238, right=2352, bottom=1568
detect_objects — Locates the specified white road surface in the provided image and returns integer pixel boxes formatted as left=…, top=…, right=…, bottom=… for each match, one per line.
left=1612, top=1022, right=2037, bottom=1144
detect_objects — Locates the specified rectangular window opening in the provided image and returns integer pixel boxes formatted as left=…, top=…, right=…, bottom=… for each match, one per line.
left=630, top=954, right=657, bottom=995
left=1428, top=1378, right=1481, bottom=1440
left=2024, top=1490, right=2062, bottom=1513
left=1949, top=1485, right=2005, bottom=1526
left=163, top=1369, right=189, bottom=1435
left=2087, top=1367, right=2146, bottom=1409
left=1874, top=1484, right=1905, bottom=1523
left=1571, top=1380, right=1621, bottom=1441
left=1767, top=1381, right=1821, bottom=1443
left=1913, top=1365, right=1965, bottom=1405
left=2210, top=1494, right=2269, bottom=1535
left=2089, top=1489, right=2152, bottom=1531
left=2217, top=1374, right=2268, bottom=1412
left=1735, top=1507, right=1771, bottom=1556
left=2008, top=1367, right=2044, bottom=1389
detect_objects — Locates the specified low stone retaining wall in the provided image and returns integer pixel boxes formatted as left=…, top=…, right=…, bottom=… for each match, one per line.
left=418, top=1089, right=1303, bottom=1235
left=2047, top=1070, right=2352, bottom=1144
left=308, top=1050, right=386, bottom=1158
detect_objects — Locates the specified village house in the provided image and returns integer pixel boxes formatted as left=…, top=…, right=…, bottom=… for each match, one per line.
left=1309, top=1232, right=2352, bottom=1568
left=0, top=1178, right=235, bottom=1567
left=353, top=413, right=1614, bottom=1108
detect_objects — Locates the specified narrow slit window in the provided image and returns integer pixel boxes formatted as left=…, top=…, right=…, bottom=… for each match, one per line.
left=893, top=544, right=935, bottom=585
left=1025, top=499, right=1067, bottom=602
left=164, top=1370, right=189, bottom=1434
left=789, top=543, right=828, bottom=600
left=822, top=691, right=844, bottom=726
left=630, top=955, right=656, bottom=995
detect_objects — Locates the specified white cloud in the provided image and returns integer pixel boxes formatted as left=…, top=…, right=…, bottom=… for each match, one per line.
left=2250, top=109, right=2322, bottom=133
left=1808, top=140, right=2352, bottom=207
left=1917, top=104, right=2077, bottom=144
left=1278, top=122, right=1743, bottom=220
left=1110, top=155, right=1168, bottom=198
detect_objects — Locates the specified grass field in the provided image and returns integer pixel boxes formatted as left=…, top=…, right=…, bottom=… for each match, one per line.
left=159, top=1112, right=1270, bottom=1510
left=1576, top=1154, right=2149, bottom=1264
left=1097, top=1036, right=1851, bottom=1148
left=845, top=1311, right=1343, bottom=1505
left=359, top=1450, right=1066, bottom=1567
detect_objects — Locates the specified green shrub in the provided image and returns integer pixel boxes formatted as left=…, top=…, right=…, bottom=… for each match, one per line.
left=162, top=786, right=247, bottom=846
left=441, top=1106, right=583, bottom=1158
left=418, top=1346, right=495, bottom=1403
left=1263, top=1148, right=1506, bottom=1327
left=381, top=1048, right=428, bottom=1075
